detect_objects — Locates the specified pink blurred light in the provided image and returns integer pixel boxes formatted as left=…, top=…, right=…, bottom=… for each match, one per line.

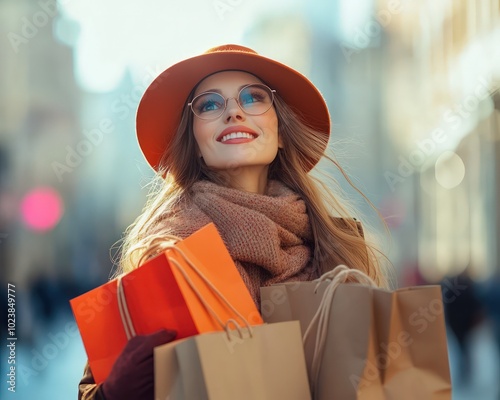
left=21, top=187, right=63, bottom=231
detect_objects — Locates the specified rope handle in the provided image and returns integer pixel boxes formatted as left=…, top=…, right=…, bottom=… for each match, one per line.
left=116, top=239, right=254, bottom=342
left=167, top=253, right=253, bottom=340
left=302, top=265, right=377, bottom=397
left=117, top=275, right=137, bottom=340
left=116, top=236, right=184, bottom=340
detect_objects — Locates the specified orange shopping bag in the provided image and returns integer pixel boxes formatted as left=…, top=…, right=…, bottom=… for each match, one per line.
left=70, top=223, right=263, bottom=384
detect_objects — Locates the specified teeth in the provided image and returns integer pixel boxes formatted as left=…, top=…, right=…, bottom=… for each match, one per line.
left=220, top=132, right=255, bottom=143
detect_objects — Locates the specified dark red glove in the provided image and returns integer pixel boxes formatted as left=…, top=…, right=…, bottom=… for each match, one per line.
left=101, top=329, right=177, bottom=400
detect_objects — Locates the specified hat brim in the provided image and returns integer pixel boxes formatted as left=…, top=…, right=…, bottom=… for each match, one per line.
left=136, top=48, right=330, bottom=172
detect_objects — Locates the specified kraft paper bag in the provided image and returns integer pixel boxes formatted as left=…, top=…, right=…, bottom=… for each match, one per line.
left=70, top=222, right=263, bottom=383
left=260, top=266, right=452, bottom=400
left=154, top=321, right=311, bottom=400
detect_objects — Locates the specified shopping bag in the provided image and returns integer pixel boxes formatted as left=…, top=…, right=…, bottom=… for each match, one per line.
left=260, top=266, right=452, bottom=400
left=154, top=321, right=311, bottom=400
left=70, top=223, right=263, bottom=384
left=154, top=249, right=311, bottom=400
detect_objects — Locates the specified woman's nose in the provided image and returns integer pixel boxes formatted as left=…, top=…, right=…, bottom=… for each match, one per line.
left=224, top=98, right=245, bottom=122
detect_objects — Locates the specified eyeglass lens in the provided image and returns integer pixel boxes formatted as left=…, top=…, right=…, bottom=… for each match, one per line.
left=191, top=84, right=274, bottom=119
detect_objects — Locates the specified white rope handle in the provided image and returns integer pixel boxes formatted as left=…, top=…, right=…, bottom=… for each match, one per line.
left=224, top=318, right=246, bottom=339
left=164, top=245, right=253, bottom=340
left=302, top=265, right=377, bottom=397
left=117, top=275, right=137, bottom=340
left=116, top=236, right=183, bottom=340
left=116, top=241, right=254, bottom=342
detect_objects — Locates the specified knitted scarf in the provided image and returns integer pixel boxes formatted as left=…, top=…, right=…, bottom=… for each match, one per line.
left=161, top=180, right=317, bottom=304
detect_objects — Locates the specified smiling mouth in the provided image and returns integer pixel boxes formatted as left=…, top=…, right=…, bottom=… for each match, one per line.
left=219, top=131, right=258, bottom=143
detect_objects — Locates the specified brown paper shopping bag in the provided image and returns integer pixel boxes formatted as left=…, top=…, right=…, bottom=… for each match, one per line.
left=260, top=266, right=452, bottom=400
left=155, top=321, right=311, bottom=400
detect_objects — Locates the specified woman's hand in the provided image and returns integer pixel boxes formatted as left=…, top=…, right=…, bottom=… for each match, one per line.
left=101, top=329, right=177, bottom=400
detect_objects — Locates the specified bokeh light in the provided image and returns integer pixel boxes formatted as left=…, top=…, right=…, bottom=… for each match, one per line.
left=21, top=187, right=64, bottom=231
left=435, top=151, right=466, bottom=189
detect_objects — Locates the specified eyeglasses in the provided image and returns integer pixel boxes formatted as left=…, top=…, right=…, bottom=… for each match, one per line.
left=188, top=83, right=276, bottom=120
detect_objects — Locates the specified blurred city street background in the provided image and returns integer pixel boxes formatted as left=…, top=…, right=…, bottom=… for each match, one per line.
left=1, top=0, right=499, bottom=398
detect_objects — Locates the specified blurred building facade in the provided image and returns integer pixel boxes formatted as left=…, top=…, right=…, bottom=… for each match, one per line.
left=375, top=0, right=500, bottom=282
left=0, top=0, right=85, bottom=304
left=0, top=0, right=150, bottom=339
left=245, top=0, right=500, bottom=283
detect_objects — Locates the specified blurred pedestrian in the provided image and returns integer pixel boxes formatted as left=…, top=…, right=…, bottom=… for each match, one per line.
left=441, top=270, right=484, bottom=384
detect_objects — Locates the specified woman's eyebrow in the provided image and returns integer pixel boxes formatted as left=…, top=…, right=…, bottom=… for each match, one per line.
left=199, top=84, right=253, bottom=94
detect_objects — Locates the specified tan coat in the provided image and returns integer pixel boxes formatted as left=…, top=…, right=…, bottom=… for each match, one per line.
left=78, top=362, right=105, bottom=400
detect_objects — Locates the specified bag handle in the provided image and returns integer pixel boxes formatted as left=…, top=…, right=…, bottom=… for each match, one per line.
left=303, top=265, right=377, bottom=397
left=115, top=235, right=185, bottom=341
left=165, top=246, right=253, bottom=340
left=117, top=275, right=137, bottom=340
left=116, top=240, right=253, bottom=342
left=135, top=234, right=251, bottom=334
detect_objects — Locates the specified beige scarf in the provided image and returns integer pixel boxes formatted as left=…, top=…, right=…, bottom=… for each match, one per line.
left=161, top=180, right=317, bottom=304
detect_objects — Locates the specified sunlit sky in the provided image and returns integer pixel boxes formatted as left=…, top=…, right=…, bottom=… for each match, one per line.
left=55, top=0, right=373, bottom=92
left=56, top=0, right=305, bottom=92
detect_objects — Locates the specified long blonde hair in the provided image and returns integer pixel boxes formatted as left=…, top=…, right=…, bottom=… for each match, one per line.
left=116, top=90, right=388, bottom=286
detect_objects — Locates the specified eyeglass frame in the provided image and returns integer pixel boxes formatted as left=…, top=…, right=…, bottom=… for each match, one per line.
left=187, top=83, right=277, bottom=120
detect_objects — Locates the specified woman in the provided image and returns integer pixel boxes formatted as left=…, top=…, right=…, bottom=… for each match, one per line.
left=78, top=44, right=387, bottom=400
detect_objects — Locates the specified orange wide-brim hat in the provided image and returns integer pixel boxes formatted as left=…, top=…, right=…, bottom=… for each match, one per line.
left=136, top=44, right=331, bottom=172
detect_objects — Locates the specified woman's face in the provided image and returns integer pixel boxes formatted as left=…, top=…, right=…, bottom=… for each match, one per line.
left=192, top=70, right=281, bottom=172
